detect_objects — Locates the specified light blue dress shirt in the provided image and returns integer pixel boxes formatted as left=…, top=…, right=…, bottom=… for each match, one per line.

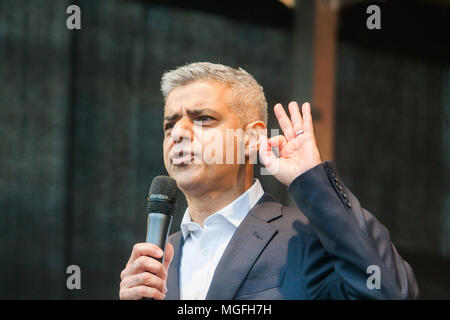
left=179, top=179, right=265, bottom=300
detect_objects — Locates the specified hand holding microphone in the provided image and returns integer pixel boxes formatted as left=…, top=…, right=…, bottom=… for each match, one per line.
left=119, top=176, right=177, bottom=300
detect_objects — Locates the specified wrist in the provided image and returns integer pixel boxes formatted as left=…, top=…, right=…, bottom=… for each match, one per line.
left=288, top=160, right=324, bottom=187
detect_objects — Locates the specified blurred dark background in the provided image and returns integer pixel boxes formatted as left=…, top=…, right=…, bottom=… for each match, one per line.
left=0, top=0, right=449, bottom=299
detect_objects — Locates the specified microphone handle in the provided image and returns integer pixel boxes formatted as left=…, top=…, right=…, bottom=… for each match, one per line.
left=143, top=213, right=173, bottom=301
left=146, top=213, right=173, bottom=264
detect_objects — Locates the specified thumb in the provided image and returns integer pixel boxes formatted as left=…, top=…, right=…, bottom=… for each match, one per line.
left=267, top=135, right=287, bottom=149
left=163, top=242, right=174, bottom=272
left=258, top=135, right=279, bottom=175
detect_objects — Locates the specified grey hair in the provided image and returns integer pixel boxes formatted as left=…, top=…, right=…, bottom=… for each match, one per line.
left=160, top=62, right=268, bottom=124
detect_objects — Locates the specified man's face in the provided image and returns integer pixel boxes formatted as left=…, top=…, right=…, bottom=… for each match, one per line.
left=163, top=81, right=244, bottom=196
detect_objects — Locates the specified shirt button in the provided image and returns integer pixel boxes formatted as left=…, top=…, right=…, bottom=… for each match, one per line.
left=200, top=248, right=207, bottom=255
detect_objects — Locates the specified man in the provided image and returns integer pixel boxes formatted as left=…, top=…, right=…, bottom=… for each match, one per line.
left=119, top=62, right=419, bottom=300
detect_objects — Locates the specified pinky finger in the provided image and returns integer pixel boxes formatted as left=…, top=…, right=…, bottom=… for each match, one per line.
left=121, top=286, right=165, bottom=300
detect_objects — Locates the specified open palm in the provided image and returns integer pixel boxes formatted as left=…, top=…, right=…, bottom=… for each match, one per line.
left=259, top=102, right=322, bottom=186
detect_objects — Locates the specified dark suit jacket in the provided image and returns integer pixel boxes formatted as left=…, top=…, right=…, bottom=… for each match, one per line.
left=165, top=161, right=420, bottom=299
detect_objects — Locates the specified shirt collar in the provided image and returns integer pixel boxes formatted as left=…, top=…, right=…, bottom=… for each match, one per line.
left=180, top=179, right=265, bottom=240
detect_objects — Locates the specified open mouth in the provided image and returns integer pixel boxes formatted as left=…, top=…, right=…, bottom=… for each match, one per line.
left=171, top=151, right=195, bottom=166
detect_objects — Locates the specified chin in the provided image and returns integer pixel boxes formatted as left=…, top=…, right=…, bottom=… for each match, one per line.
left=169, top=164, right=205, bottom=193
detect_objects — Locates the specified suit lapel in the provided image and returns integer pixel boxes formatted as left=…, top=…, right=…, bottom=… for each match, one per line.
left=165, top=231, right=183, bottom=300
left=205, top=193, right=283, bottom=300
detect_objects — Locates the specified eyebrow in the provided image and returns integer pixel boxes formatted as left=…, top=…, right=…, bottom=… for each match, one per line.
left=163, top=107, right=220, bottom=122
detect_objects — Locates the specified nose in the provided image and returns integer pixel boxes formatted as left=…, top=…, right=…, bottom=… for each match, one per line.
left=170, top=118, right=193, bottom=143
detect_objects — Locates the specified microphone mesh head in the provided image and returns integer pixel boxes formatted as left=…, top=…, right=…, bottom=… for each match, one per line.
left=147, top=176, right=177, bottom=215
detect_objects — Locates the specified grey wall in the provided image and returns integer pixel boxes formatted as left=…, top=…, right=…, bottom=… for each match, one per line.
left=334, top=0, right=450, bottom=298
left=0, top=0, right=71, bottom=299
left=335, top=44, right=447, bottom=256
left=0, top=0, right=293, bottom=299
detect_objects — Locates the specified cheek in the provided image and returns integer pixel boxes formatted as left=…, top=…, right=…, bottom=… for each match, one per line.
left=199, top=131, right=222, bottom=161
left=163, top=140, right=171, bottom=160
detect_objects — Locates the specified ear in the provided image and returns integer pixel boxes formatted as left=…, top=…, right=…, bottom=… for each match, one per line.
left=244, top=121, right=267, bottom=163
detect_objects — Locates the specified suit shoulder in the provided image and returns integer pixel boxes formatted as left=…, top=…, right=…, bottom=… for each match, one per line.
left=258, top=194, right=314, bottom=235
left=279, top=204, right=315, bottom=235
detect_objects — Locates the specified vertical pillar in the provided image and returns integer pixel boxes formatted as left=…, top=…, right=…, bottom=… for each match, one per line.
left=293, top=0, right=338, bottom=161
left=312, top=0, right=338, bottom=161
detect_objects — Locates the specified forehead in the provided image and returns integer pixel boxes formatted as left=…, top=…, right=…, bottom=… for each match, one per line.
left=164, top=81, right=229, bottom=116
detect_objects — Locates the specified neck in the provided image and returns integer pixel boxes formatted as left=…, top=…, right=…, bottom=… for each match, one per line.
left=186, top=165, right=254, bottom=226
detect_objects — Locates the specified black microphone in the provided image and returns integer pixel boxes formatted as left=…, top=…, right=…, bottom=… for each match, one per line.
left=145, top=176, right=177, bottom=264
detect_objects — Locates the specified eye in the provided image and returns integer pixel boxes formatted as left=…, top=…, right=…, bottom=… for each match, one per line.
left=197, top=116, right=214, bottom=122
left=164, top=122, right=175, bottom=131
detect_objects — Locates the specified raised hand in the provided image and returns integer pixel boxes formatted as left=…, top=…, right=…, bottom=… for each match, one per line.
left=259, top=102, right=322, bottom=186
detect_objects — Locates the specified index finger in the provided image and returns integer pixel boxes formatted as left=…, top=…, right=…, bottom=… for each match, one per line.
left=127, top=243, right=164, bottom=267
